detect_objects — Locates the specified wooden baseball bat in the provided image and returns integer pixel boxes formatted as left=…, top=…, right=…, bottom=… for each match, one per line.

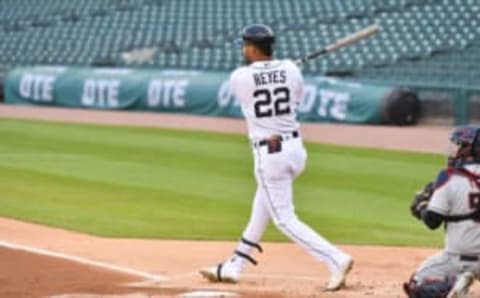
left=295, top=24, right=381, bottom=65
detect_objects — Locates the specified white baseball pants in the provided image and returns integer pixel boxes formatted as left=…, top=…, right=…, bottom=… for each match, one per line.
left=234, top=136, right=349, bottom=274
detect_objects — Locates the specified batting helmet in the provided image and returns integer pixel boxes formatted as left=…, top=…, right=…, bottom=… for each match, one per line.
left=449, top=125, right=480, bottom=167
left=241, top=24, right=275, bottom=44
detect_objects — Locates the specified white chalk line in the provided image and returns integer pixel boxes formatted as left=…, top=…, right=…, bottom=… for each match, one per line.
left=169, top=271, right=320, bottom=281
left=128, top=270, right=321, bottom=288
left=0, top=240, right=167, bottom=282
left=0, top=240, right=323, bottom=289
left=246, top=272, right=321, bottom=281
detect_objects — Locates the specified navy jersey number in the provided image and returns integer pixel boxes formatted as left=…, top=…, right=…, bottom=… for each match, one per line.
left=254, top=87, right=291, bottom=118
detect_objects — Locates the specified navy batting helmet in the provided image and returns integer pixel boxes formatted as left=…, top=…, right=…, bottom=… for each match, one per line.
left=241, top=24, right=275, bottom=44
left=448, top=125, right=480, bottom=167
left=238, top=24, right=275, bottom=57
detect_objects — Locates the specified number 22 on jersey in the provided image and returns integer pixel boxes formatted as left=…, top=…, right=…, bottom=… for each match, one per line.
left=254, top=87, right=291, bottom=118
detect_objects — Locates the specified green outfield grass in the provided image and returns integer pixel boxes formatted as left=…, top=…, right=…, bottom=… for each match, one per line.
left=0, top=118, right=445, bottom=247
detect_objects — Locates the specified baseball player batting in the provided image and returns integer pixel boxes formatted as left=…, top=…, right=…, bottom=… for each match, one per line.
left=199, top=24, right=353, bottom=291
left=406, top=125, right=480, bottom=298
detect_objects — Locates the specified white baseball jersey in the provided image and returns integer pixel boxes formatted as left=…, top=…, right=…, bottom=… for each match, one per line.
left=229, top=59, right=303, bottom=141
left=428, top=164, right=480, bottom=254
left=226, top=59, right=351, bottom=277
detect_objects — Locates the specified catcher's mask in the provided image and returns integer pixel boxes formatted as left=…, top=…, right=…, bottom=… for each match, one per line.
left=448, top=125, right=480, bottom=167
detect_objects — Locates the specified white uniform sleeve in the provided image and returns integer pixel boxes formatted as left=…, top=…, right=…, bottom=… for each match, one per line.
left=229, top=68, right=247, bottom=104
left=428, top=186, right=449, bottom=215
left=287, top=60, right=304, bottom=107
left=229, top=70, right=239, bottom=98
left=427, top=169, right=453, bottom=215
left=295, top=68, right=304, bottom=108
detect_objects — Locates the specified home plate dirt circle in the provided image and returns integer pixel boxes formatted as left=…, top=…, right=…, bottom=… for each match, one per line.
left=178, top=291, right=238, bottom=298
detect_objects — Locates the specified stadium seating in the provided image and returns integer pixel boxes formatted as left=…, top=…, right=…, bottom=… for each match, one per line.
left=0, top=0, right=478, bottom=87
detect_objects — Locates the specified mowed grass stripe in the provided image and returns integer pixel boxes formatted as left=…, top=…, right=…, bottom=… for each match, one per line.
left=0, top=119, right=444, bottom=246
left=0, top=166, right=249, bottom=239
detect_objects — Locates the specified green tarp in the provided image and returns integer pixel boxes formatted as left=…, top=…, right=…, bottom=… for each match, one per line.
left=5, top=66, right=394, bottom=124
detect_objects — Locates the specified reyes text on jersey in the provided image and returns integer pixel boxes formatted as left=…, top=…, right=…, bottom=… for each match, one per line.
left=229, top=59, right=303, bottom=140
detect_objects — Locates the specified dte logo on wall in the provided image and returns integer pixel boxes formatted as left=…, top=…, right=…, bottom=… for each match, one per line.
left=147, top=79, right=189, bottom=108
left=82, top=79, right=121, bottom=108
left=298, top=87, right=350, bottom=120
left=19, top=74, right=56, bottom=102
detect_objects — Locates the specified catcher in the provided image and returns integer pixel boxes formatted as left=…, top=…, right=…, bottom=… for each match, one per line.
left=405, top=125, right=480, bottom=298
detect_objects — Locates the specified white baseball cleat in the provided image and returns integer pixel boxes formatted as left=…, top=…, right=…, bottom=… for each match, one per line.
left=324, top=256, right=354, bottom=291
left=447, top=271, right=475, bottom=298
left=199, top=262, right=240, bottom=284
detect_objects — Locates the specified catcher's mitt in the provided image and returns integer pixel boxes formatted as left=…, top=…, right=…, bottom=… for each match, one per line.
left=410, top=182, right=435, bottom=220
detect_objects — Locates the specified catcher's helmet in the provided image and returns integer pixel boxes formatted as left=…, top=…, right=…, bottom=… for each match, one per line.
left=449, top=125, right=480, bottom=167
left=241, top=24, right=275, bottom=44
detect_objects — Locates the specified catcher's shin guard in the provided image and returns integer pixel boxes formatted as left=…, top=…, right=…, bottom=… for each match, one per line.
left=404, top=276, right=455, bottom=298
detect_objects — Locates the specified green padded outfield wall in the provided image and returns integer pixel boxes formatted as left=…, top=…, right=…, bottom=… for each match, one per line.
left=4, top=66, right=393, bottom=124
